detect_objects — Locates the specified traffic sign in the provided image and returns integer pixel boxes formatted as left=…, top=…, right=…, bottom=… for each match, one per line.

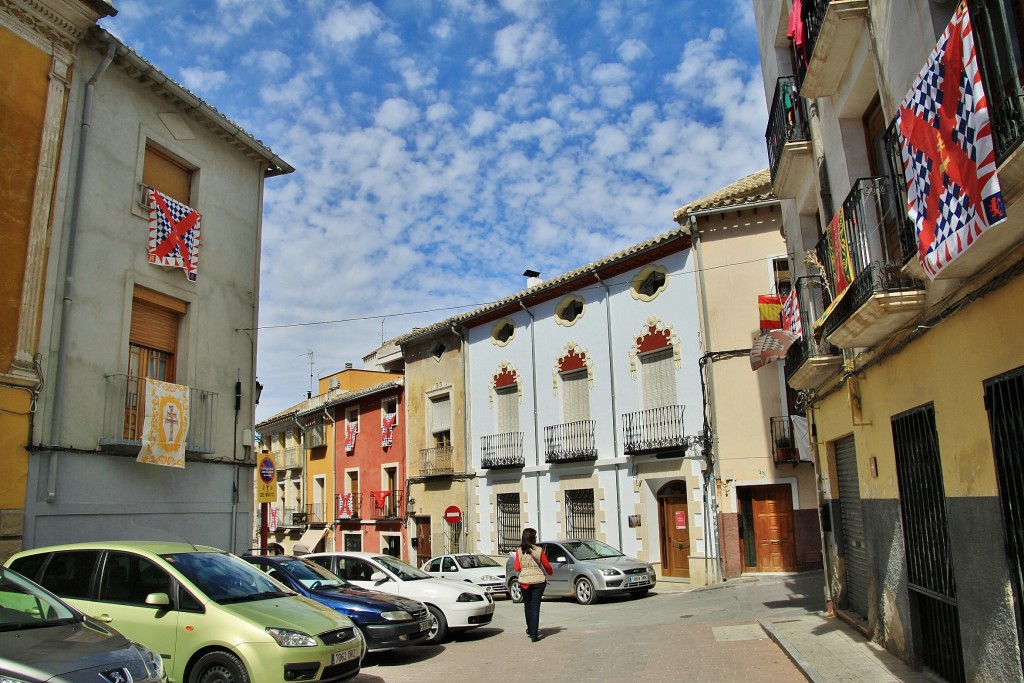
left=444, top=505, right=462, bottom=524
left=257, top=454, right=276, bottom=503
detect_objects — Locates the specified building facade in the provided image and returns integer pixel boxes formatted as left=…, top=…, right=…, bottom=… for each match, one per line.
left=756, top=1, right=1024, bottom=680
left=23, top=27, right=292, bottom=553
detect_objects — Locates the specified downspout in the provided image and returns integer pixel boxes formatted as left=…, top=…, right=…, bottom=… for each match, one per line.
left=689, top=214, right=724, bottom=584
left=519, top=302, right=542, bottom=535
left=451, top=324, right=472, bottom=552
left=594, top=273, right=623, bottom=551
left=46, top=43, right=116, bottom=503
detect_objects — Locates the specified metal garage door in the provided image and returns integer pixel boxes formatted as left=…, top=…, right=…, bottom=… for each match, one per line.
left=834, top=435, right=869, bottom=617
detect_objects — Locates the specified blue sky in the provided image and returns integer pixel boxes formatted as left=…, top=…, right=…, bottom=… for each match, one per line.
left=100, top=0, right=770, bottom=421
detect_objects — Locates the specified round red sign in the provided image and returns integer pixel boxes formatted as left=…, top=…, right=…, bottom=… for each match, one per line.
left=444, top=505, right=462, bottom=524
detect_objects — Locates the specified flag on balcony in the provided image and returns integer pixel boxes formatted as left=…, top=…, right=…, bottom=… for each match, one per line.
left=337, top=493, right=353, bottom=518
left=371, top=490, right=391, bottom=509
left=896, top=0, right=1006, bottom=280
left=269, top=506, right=279, bottom=532
left=382, top=413, right=396, bottom=448
left=345, top=422, right=357, bottom=452
left=781, top=289, right=803, bottom=336
left=148, top=189, right=202, bottom=282
left=137, top=378, right=189, bottom=468
left=750, top=329, right=800, bottom=371
left=758, top=295, right=783, bottom=331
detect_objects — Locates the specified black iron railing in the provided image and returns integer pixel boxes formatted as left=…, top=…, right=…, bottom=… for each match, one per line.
left=784, top=276, right=840, bottom=379
left=334, top=492, right=363, bottom=520
left=770, top=416, right=801, bottom=464
left=419, top=445, right=454, bottom=475
left=802, top=0, right=830, bottom=68
left=622, top=405, right=687, bottom=455
left=969, top=0, right=1024, bottom=161
left=480, top=432, right=525, bottom=468
left=99, top=374, right=217, bottom=454
left=370, top=490, right=404, bottom=519
left=766, top=76, right=811, bottom=182
left=544, top=420, right=598, bottom=463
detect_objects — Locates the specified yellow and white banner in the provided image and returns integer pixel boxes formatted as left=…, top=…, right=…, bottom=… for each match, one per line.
left=137, top=378, right=189, bottom=468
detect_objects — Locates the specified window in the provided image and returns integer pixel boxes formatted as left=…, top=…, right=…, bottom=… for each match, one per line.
left=640, top=348, right=677, bottom=410
left=100, top=553, right=171, bottom=606
left=555, top=295, right=585, bottom=326
left=381, top=398, right=398, bottom=424
left=565, top=489, right=596, bottom=539
left=631, top=265, right=668, bottom=300
left=772, top=256, right=792, bottom=298
left=496, top=493, right=521, bottom=554
left=561, top=369, right=590, bottom=423
left=125, top=286, right=186, bottom=440
left=37, top=551, right=100, bottom=600
left=496, top=385, right=519, bottom=435
left=382, top=535, right=401, bottom=557
left=431, top=342, right=447, bottom=360
left=430, top=393, right=452, bottom=449
left=143, top=144, right=192, bottom=205
left=492, top=319, right=515, bottom=345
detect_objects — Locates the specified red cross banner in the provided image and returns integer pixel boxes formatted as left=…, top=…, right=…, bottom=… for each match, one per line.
left=382, top=413, right=396, bottom=448
left=137, top=378, right=189, bottom=468
left=148, top=188, right=202, bottom=282
left=345, top=423, right=357, bottom=452
left=781, top=289, right=803, bottom=337
left=337, top=493, right=353, bottom=518
left=897, top=1, right=1006, bottom=280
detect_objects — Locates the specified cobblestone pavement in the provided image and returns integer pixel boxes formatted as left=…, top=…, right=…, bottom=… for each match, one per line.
left=350, top=574, right=822, bottom=683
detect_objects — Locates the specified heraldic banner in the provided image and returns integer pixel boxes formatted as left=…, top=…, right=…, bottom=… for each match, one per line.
left=897, top=0, right=1006, bottom=280
left=148, top=188, right=202, bottom=282
left=137, top=378, right=190, bottom=468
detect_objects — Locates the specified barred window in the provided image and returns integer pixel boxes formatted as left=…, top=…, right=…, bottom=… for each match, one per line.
left=497, top=493, right=521, bottom=554
left=565, top=489, right=596, bottom=539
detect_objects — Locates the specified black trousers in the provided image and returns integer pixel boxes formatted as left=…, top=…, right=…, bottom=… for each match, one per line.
left=522, top=582, right=546, bottom=638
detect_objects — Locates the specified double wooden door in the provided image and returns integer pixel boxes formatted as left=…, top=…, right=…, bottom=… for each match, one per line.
left=658, top=481, right=690, bottom=578
left=745, top=484, right=797, bottom=572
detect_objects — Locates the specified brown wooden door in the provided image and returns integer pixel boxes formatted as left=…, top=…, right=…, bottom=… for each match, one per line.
left=415, top=518, right=432, bottom=567
left=753, top=485, right=797, bottom=572
left=658, top=482, right=690, bottom=578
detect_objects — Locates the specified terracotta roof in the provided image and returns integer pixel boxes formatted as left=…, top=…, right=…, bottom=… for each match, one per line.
left=298, top=379, right=404, bottom=416
left=672, top=168, right=774, bottom=221
left=256, top=399, right=310, bottom=431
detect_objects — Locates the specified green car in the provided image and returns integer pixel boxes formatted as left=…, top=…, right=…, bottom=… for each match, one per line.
left=6, top=541, right=364, bottom=683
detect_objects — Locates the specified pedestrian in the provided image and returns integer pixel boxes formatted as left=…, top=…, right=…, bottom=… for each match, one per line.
left=514, top=527, right=552, bottom=642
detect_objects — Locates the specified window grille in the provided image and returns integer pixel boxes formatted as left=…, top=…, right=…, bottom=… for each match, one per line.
left=497, top=493, right=521, bottom=554
left=565, top=489, right=596, bottom=539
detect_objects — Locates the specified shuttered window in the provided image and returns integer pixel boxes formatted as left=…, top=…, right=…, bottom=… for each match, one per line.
left=561, top=369, right=590, bottom=423
left=124, top=286, right=185, bottom=439
left=143, top=145, right=192, bottom=204
left=641, top=348, right=677, bottom=410
left=430, top=394, right=452, bottom=434
left=496, top=385, right=519, bottom=434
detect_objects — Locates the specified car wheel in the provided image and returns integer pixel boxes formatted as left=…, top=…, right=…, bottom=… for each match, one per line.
left=574, top=577, right=596, bottom=605
left=508, top=578, right=523, bottom=604
left=629, top=588, right=650, bottom=599
left=424, top=605, right=448, bottom=645
left=190, top=651, right=250, bottom=683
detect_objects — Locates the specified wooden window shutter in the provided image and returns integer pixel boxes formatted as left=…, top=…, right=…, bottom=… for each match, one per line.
left=143, top=145, right=192, bottom=204
left=130, top=287, right=185, bottom=353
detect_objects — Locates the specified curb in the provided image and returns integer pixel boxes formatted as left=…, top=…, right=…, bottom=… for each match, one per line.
left=758, top=617, right=824, bottom=683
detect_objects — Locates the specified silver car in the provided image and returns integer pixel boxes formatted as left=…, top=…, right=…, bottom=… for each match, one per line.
left=0, top=566, right=164, bottom=682
left=505, top=539, right=656, bottom=605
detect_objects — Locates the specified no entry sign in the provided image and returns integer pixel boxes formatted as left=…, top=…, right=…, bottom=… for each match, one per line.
left=444, top=505, right=462, bottom=525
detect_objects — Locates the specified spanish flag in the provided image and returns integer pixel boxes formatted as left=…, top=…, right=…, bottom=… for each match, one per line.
left=758, top=295, right=783, bottom=332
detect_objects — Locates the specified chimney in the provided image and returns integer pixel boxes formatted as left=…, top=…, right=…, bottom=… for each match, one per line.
left=345, top=363, right=353, bottom=370
left=523, top=269, right=541, bottom=288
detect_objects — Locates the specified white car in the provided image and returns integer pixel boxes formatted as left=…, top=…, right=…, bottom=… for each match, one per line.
left=305, top=552, right=494, bottom=645
left=421, top=553, right=508, bottom=596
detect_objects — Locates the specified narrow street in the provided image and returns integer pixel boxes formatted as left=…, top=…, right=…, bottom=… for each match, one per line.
left=351, top=573, right=822, bottom=682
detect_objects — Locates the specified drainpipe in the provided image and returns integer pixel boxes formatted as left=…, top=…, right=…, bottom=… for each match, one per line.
left=594, top=273, right=623, bottom=551
left=519, top=302, right=543, bottom=536
left=46, top=43, right=116, bottom=504
left=451, top=324, right=473, bottom=552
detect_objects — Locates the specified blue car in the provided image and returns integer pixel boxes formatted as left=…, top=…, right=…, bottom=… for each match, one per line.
left=243, top=554, right=433, bottom=651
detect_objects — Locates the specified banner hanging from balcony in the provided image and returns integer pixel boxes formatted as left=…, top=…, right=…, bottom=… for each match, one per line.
left=381, top=413, right=396, bottom=448
left=758, top=295, right=783, bottom=331
left=896, top=0, right=1006, bottom=280
left=781, top=289, right=803, bottom=336
left=345, top=422, right=357, bottom=452
left=337, top=493, right=354, bottom=518
left=750, top=329, right=800, bottom=371
left=137, top=378, right=189, bottom=468
left=148, top=189, right=202, bottom=282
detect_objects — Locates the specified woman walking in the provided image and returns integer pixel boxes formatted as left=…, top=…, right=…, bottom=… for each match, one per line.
left=515, top=527, right=553, bottom=642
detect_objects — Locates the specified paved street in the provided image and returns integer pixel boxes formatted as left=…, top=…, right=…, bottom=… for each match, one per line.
left=350, top=573, right=823, bottom=683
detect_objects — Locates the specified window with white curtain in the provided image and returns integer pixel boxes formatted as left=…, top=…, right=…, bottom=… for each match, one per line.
left=561, top=369, right=590, bottom=423
left=641, top=348, right=677, bottom=409
left=496, top=385, right=519, bottom=434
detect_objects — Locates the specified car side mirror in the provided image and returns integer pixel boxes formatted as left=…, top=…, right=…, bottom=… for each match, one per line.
left=370, top=571, right=387, bottom=583
left=145, top=592, right=170, bottom=607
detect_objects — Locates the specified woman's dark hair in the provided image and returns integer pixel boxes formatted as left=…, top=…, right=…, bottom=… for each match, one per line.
left=520, top=527, right=538, bottom=553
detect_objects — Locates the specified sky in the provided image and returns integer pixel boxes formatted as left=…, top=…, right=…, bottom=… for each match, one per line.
left=99, top=0, right=770, bottom=423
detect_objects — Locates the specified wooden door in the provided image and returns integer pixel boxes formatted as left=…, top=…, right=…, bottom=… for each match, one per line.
left=752, top=485, right=797, bottom=572
left=416, top=518, right=431, bottom=567
left=658, top=481, right=690, bottom=578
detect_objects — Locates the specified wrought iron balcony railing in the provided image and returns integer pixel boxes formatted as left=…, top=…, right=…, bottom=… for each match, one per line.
left=622, top=405, right=687, bottom=456
left=370, top=490, right=404, bottom=519
left=970, top=0, right=1024, bottom=161
left=304, top=502, right=326, bottom=524
left=283, top=446, right=301, bottom=469
left=335, top=492, right=363, bottom=520
left=544, top=420, right=598, bottom=463
left=802, top=0, right=830, bottom=69
left=98, top=374, right=217, bottom=454
left=480, top=432, right=525, bottom=468
left=281, top=507, right=305, bottom=526
left=770, top=416, right=802, bottom=464
left=419, top=445, right=454, bottom=475
left=766, top=76, right=811, bottom=182
left=303, top=422, right=326, bottom=449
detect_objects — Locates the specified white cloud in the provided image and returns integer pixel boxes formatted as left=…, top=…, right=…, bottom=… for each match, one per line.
left=317, top=2, right=386, bottom=45
left=493, top=22, right=559, bottom=70
left=242, top=50, right=292, bottom=74
left=375, top=98, right=419, bottom=130
left=467, top=109, right=501, bottom=137
left=617, top=38, right=651, bottom=62
left=179, top=67, right=229, bottom=92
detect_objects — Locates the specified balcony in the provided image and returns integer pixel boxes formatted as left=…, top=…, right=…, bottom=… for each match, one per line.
left=798, top=0, right=869, bottom=99
left=419, top=445, right=454, bottom=475
left=480, top=432, right=525, bottom=469
left=766, top=76, right=813, bottom=198
left=544, top=420, right=598, bottom=463
left=770, top=416, right=803, bottom=465
left=335, top=492, right=363, bottom=521
left=784, top=276, right=842, bottom=390
left=283, top=446, right=301, bottom=470
left=622, top=405, right=688, bottom=457
left=305, top=502, right=326, bottom=524
left=281, top=507, right=305, bottom=526
left=98, top=374, right=217, bottom=455
left=370, top=490, right=404, bottom=520
left=814, top=178, right=925, bottom=349
left=303, top=422, right=326, bottom=449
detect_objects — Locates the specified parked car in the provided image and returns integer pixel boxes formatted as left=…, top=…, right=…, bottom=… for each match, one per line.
left=6, top=542, right=365, bottom=683
left=243, top=554, right=433, bottom=651
left=505, top=539, right=656, bottom=605
left=420, top=553, right=507, bottom=596
left=305, top=551, right=494, bottom=645
left=0, top=565, right=164, bottom=682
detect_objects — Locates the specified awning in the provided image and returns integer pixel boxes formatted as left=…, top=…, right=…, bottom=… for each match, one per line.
left=292, top=527, right=329, bottom=555
left=750, top=330, right=800, bottom=371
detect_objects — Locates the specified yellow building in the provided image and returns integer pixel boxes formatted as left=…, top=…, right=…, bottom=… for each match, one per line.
left=0, top=0, right=115, bottom=559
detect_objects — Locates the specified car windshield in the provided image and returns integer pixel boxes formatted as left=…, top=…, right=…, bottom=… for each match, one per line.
left=456, top=554, right=500, bottom=569
left=0, top=568, right=78, bottom=631
left=164, top=551, right=289, bottom=604
left=279, top=559, right=348, bottom=590
left=373, top=556, right=432, bottom=581
left=562, top=540, right=624, bottom=560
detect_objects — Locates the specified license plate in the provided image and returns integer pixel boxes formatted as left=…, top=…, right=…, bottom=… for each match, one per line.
left=627, top=575, right=648, bottom=585
left=419, top=619, right=431, bottom=632
left=332, top=648, right=358, bottom=665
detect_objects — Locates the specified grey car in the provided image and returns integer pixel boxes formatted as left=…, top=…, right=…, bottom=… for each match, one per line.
left=505, top=539, right=656, bottom=605
left=0, top=566, right=164, bottom=682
